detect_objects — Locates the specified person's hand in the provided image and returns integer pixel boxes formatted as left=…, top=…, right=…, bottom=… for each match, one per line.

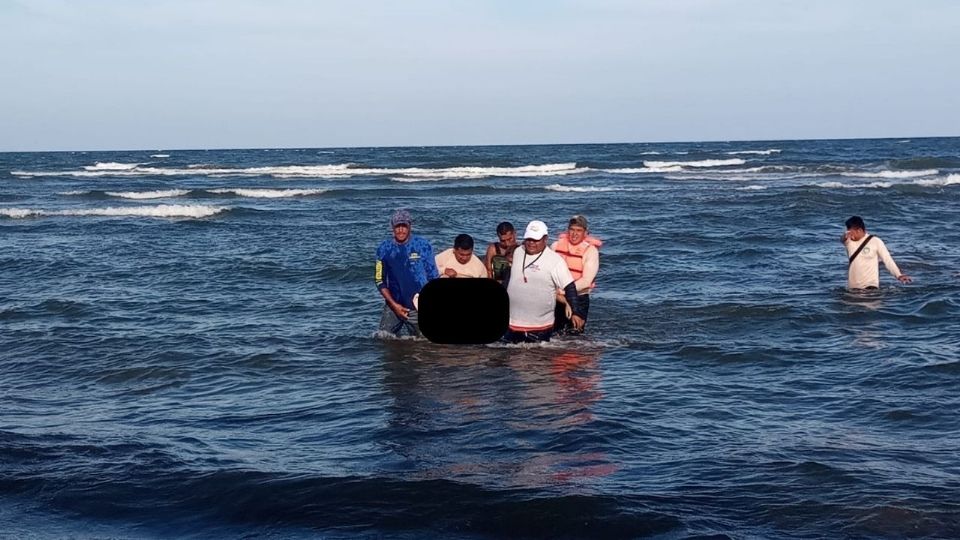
left=564, top=303, right=573, bottom=320
left=898, top=274, right=912, bottom=284
left=390, top=301, right=410, bottom=319
left=571, top=315, right=585, bottom=331
left=444, top=268, right=458, bottom=278
left=841, top=231, right=851, bottom=243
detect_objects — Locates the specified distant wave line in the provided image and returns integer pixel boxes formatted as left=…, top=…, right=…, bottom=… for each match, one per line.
left=816, top=173, right=960, bottom=189
left=644, top=158, right=747, bottom=168
left=839, top=169, right=938, bottom=179
left=0, top=204, right=226, bottom=219
left=13, top=162, right=588, bottom=180
left=726, top=149, right=781, bottom=156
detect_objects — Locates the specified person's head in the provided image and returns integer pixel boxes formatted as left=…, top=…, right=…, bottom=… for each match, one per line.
left=496, top=221, right=516, bottom=249
left=453, top=234, right=475, bottom=264
left=522, top=220, right=548, bottom=255
left=845, top=215, right=866, bottom=241
left=567, top=214, right=588, bottom=245
left=390, top=209, right=413, bottom=243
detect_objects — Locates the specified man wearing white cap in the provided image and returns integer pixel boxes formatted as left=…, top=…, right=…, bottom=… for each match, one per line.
left=503, top=220, right=586, bottom=343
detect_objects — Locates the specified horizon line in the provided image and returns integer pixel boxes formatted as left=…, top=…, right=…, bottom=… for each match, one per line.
left=2, top=133, right=957, bottom=155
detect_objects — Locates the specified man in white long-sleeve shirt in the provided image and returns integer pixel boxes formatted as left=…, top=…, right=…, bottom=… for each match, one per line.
left=842, top=216, right=912, bottom=289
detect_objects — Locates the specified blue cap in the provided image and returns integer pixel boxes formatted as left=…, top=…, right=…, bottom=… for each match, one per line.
left=390, top=209, right=413, bottom=227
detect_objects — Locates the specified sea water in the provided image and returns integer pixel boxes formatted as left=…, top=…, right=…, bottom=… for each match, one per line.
left=2, top=138, right=959, bottom=538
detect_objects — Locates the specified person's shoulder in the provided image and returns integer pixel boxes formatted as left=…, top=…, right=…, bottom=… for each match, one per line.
left=376, top=239, right=393, bottom=254
left=410, top=235, right=434, bottom=248
left=543, top=247, right=567, bottom=265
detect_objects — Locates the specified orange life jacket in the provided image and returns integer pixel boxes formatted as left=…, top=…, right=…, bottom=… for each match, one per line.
left=554, top=233, right=600, bottom=289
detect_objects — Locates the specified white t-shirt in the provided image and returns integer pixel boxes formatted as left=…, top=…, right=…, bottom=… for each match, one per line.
left=435, top=248, right=487, bottom=278
left=844, top=235, right=903, bottom=289
left=506, top=246, right=575, bottom=331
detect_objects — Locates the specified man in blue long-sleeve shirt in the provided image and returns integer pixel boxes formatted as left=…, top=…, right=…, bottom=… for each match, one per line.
left=375, top=209, right=439, bottom=337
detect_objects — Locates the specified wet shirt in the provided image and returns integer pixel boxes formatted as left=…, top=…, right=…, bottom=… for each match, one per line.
left=844, top=235, right=903, bottom=289
left=506, top=246, right=575, bottom=331
left=376, top=235, right=439, bottom=309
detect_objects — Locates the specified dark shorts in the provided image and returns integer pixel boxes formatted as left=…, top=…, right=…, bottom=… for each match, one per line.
left=553, top=293, right=591, bottom=335
left=378, top=303, right=420, bottom=338
left=501, top=328, right=553, bottom=344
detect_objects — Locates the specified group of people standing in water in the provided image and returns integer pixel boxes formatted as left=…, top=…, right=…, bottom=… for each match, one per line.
left=374, top=210, right=911, bottom=343
left=374, top=209, right=600, bottom=343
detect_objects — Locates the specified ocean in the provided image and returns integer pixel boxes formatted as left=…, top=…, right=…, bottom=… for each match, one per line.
left=2, top=138, right=959, bottom=538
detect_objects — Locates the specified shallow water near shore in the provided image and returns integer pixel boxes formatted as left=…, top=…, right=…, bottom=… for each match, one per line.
left=2, top=138, right=960, bottom=538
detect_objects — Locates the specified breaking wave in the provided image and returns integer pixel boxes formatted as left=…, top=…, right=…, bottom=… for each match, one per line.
left=544, top=184, right=618, bottom=192
left=208, top=188, right=328, bottom=198
left=105, top=189, right=192, bottom=199
left=0, top=204, right=227, bottom=219
left=644, top=158, right=746, bottom=168
left=816, top=174, right=960, bottom=189
left=603, top=166, right=683, bottom=174
left=12, top=162, right=587, bottom=181
left=726, top=149, right=781, bottom=155
left=83, top=162, right=141, bottom=171
left=840, top=169, right=938, bottom=179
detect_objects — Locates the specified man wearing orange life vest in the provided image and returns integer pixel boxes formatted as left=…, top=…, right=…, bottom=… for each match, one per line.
left=552, top=215, right=600, bottom=334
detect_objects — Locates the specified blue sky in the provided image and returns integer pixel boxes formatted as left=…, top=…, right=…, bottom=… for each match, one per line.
left=1, top=0, right=958, bottom=151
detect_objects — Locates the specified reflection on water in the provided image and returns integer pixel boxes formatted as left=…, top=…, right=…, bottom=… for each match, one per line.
left=378, top=341, right=616, bottom=491
left=839, top=287, right=885, bottom=311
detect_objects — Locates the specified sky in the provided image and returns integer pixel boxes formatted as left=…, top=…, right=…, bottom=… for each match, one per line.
left=1, top=0, right=958, bottom=151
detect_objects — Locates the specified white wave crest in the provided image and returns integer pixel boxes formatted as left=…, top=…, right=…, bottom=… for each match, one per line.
left=644, top=158, right=746, bottom=169
left=105, top=189, right=191, bottom=199
left=736, top=185, right=768, bottom=190
left=544, top=184, right=617, bottom=192
left=603, top=166, right=683, bottom=174
left=58, top=190, right=89, bottom=196
left=83, top=162, right=141, bottom=171
left=816, top=181, right=892, bottom=189
left=915, top=174, right=960, bottom=187
left=150, top=154, right=170, bottom=158
left=391, top=163, right=587, bottom=180
left=0, top=204, right=225, bottom=219
left=726, top=149, right=781, bottom=155
left=0, top=208, right=37, bottom=218
left=11, top=162, right=587, bottom=180
left=209, top=188, right=327, bottom=198
left=840, top=169, right=938, bottom=179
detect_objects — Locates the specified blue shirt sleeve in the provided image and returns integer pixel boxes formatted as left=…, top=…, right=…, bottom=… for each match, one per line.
left=375, top=241, right=388, bottom=291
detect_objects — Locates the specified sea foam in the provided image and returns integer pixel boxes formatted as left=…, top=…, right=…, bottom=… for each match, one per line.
left=916, top=174, right=960, bottom=187
left=603, top=166, right=683, bottom=174
left=545, top=184, right=618, bottom=192
left=0, top=204, right=226, bottom=219
left=840, top=169, right=938, bottom=179
left=208, top=188, right=328, bottom=198
left=83, top=162, right=141, bottom=171
left=105, top=189, right=191, bottom=199
left=12, top=162, right=587, bottom=180
left=644, top=158, right=746, bottom=168
left=726, top=149, right=781, bottom=155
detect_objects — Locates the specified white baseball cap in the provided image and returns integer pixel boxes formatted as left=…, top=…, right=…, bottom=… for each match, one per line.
left=523, top=220, right=548, bottom=240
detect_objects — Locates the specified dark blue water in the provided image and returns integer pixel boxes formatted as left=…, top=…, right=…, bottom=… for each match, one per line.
left=2, top=138, right=959, bottom=538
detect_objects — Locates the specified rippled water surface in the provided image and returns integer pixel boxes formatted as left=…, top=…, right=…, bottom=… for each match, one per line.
left=2, top=138, right=960, bottom=538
